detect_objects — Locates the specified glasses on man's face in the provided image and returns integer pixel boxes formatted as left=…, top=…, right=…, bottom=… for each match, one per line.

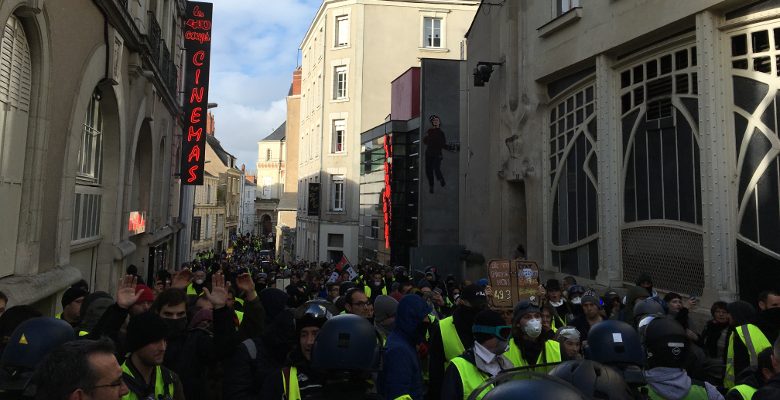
left=88, top=378, right=126, bottom=390
left=351, top=301, right=369, bottom=308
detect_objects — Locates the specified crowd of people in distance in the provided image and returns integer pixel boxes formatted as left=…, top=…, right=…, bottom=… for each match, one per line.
left=0, top=233, right=778, bottom=399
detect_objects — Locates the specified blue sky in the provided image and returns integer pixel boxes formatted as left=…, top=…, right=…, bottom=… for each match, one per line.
left=208, top=0, right=321, bottom=171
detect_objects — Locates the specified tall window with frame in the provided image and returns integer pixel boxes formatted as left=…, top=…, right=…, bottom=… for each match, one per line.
left=72, top=90, right=104, bottom=243
left=333, top=66, right=347, bottom=100
left=335, top=15, right=349, bottom=47
left=332, top=119, right=345, bottom=153
left=331, top=175, right=345, bottom=212
left=423, top=17, right=442, bottom=48
left=0, top=14, right=32, bottom=277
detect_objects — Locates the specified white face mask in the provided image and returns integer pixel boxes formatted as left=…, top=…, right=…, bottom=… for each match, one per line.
left=524, top=318, right=543, bottom=338
left=571, top=297, right=582, bottom=305
left=550, top=299, right=564, bottom=308
left=194, top=279, right=205, bottom=285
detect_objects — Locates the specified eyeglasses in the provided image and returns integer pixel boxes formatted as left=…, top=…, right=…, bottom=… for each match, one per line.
left=88, top=379, right=125, bottom=390
left=472, top=324, right=512, bottom=341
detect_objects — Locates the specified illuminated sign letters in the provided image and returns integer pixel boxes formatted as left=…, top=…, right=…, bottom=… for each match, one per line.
left=180, top=1, right=213, bottom=185
left=383, top=135, right=392, bottom=249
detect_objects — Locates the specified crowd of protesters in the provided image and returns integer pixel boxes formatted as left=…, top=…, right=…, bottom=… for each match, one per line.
left=0, top=233, right=778, bottom=399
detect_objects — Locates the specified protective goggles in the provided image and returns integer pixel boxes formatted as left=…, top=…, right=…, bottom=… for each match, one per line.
left=472, top=324, right=512, bottom=341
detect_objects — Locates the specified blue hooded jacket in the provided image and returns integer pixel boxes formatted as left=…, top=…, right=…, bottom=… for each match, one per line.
left=381, top=294, right=431, bottom=400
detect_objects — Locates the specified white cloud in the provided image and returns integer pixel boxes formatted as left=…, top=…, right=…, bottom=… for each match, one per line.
left=206, top=0, right=320, bottom=168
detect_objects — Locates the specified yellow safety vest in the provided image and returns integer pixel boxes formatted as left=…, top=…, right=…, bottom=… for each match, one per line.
left=724, top=324, right=771, bottom=389
left=727, top=384, right=758, bottom=400
left=505, top=338, right=561, bottom=372
left=121, top=361, right=174, bottom=400
left=439, top=317, right=466, bottom=366
left=364, top=285, right=388, bottom=299
left=186, top=283, right=198, bottom=296
left=450, top=356, right=492, bottom=400
left=281, top=366, right=301, bottom=400
left=235, top=310, right=244, bottom=324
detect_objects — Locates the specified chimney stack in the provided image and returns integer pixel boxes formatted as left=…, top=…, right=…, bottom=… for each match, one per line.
left=291, top=67, right=302, bottom=96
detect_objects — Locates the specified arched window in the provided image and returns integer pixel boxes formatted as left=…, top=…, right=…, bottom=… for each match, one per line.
left=0, top=14, right=32, bottom=277
left=72, top=90, right=103, bottom=242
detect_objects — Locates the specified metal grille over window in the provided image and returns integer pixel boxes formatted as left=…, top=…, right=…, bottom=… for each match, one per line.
left=549, top=83, right=599, bottom=279
left=622, top=226, right=704, bottom=295
left=72, top=90, right=104, bottom=243
left=619, top=44, right=703, bottom=291
left=730, top=22, right=780, bottom=296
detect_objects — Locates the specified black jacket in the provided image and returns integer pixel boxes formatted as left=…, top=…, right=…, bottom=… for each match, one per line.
left=164, top=306, right=238, bottom=400
left=427, top=306, right=477, bottom=400
left=754, top=374, right=780, bottom=400
left=223, top=309, right=296, bottom=400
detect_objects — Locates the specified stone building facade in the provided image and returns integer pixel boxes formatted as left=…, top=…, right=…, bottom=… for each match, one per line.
left=0, top=0, right=188, bottom=313
left=462, top=0, right=780, bottom=305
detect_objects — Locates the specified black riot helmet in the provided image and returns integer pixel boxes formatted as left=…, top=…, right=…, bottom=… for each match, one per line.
left=310, top=314, right=379, bottom=372
left=0, top=317, right=76, bottom=394
left=477, top=376, right=585, bottom=400
left=585, top=320, right=644, bottom=367
left=642, top=316, right=688, bottom=369
left=548, top=360, right=634, bottom=400
left=633, top=297, right=665, bottom=324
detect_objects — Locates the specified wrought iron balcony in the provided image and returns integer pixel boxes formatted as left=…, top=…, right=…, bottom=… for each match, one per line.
left=146, top=11, right=161, bottom=64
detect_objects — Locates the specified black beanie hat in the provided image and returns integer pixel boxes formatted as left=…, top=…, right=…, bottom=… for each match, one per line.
left=126, top=312, right=168, bottom=353
left=473, top=309, right=506, bottom=343
left=61, top=287, right=88, bottom=308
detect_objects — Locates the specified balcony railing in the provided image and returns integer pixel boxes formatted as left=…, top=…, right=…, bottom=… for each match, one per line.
left=146, top=11, right=161, bottom=64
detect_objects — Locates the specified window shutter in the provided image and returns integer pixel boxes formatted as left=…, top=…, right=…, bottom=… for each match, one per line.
left=0, top=15, right=31, bottom=111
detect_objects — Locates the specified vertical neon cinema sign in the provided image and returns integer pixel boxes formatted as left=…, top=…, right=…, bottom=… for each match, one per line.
left=181, top=1, right=213, bottom=185
left=382, top=135, right=392, bottom=249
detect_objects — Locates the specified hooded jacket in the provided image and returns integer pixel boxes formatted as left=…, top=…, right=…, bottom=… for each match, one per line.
left=755, top=374, right=780, bottom=400
left=380, top=295, right=431, bottom=400
left=645, top=367, right=724, bottom=400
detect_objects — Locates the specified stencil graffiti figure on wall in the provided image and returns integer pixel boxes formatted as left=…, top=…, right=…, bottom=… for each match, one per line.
left=424, top=114, right=458, bottom=193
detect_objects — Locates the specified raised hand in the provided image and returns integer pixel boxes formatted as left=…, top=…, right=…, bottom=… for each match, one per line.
left=203, top=272, right=228, bottom=309
left=172, top=269, right=193, bottom=289
left=116, top=275, right=141, bottom=309
left=236, top=273, right=257, bottom=301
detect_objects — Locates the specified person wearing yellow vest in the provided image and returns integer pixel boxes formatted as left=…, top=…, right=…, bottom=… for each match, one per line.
left=264, top=302, right=330, bottom=400
left=726, top=348, right=774, bottom=400
left=185, top=268, right=208, bottom=297
left=365, top=270, right=389, bottom=303
left=441, top=310, right=513, bottom=400
left=725, top=301, right=773, bottom=389
left=427, top=284, right=488, bottom=400
left=58, top=286, right=88, bottom=330
left=641, top=316, right=723, bottom=400
left=505, top=301, right=562, bottom=372
left=121, top=312, right=184, bottom=400
left=544, top=278, right=572, bottom=329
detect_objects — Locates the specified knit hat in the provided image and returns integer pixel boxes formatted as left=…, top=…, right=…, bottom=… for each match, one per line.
left=126, top=312, right=168, bottom=353
left=555, top=326, right=581, bottom=342
left=727, top=300, right=756, bottom=326
left=61, top=287, right=88, bottom=308
left=545, top=279, right=562, bottom=292
left=512, top=301, right=541, bottom=323
left=460, top=284, right=488, bottom=308
left=373, top=295, right=398, bottom=324
left=581, top=294, right=599, bottom=306
left=135, top=284, right=155, bottom=304
left=473, top=309, right=508, bottom=343
left=259, top=288, right=289, bottom=321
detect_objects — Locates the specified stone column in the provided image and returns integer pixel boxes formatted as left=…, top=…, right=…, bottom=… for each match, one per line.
left=595, top=55, right=623, bottom=288
left=696, top=10, right=738, bottom=302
